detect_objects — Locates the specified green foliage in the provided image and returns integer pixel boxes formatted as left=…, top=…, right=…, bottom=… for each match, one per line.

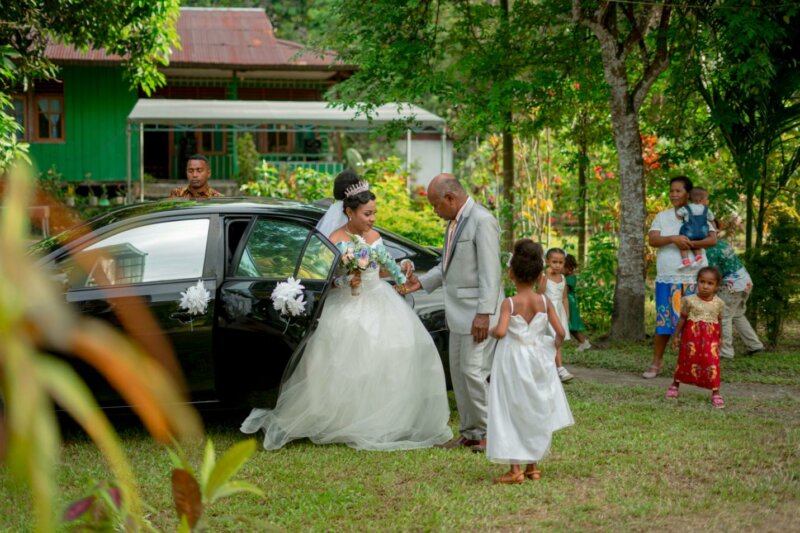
left=363, top=157, right=444, bottom=247
left=746, top=213, right=800, bottom=346
left=236, top=133, right=260, bottom=184
left=241, top=161, right=334, bottom=202
left=0, top=1, right=180, bottom=165
left=169, top=439, right=263, bottom=531
left=241, top=157, right=445, bottom=246
left=576, top=232, right=618, bottom=331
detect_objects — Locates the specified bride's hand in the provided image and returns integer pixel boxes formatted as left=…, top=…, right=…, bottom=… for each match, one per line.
left=350, top=271, right=362, bottom=288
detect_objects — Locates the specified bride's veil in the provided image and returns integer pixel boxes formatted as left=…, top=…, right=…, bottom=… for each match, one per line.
left=315, top=200, right=347, bottom=239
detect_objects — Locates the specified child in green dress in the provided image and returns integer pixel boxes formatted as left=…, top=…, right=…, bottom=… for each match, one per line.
left=564, top=255, right=592, bottom=351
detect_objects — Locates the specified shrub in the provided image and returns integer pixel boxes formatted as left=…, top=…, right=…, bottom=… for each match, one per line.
left=746, top=213, right=800, bottom=346
left=240, top=157, right=444, bottom=246
left=577, top=231, right=617, bottom=331
left=236, top=132, right=260, bottom=184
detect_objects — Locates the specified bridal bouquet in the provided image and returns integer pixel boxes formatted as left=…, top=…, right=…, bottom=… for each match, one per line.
left=336, top=235, right=407, bottom=296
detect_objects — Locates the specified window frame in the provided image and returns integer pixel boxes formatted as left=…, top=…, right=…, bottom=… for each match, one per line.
left=230, top=216, right=338, bottom=281
left=33, top=94, right=65, bottom=143
left=53, top=215, right=215, bottom=291
left=196, top=125, right=226, bottom=155
left=256, top=125, right=294, bottom=154
left=9, top=94, right=28, bottom=140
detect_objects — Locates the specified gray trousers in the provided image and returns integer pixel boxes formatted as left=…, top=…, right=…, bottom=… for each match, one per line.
left=449, top=332, right=493, bottom=440
left=719, top=287, right=764, bottom=358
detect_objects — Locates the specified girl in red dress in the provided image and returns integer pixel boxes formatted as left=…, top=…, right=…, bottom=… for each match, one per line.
left=667, top=266, right=726, bottom=408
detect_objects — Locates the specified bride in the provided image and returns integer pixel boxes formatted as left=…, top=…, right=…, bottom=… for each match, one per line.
left=241, top=178, right=453, bottom=451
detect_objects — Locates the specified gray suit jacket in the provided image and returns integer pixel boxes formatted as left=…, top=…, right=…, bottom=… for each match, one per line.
left=418, top=198, right=503, bottom=335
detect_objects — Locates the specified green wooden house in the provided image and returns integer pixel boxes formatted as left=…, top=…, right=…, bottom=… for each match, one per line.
left=12, top=7, right=356, bottom=192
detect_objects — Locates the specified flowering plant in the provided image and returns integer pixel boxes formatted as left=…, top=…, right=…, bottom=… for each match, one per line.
left=271, top=277, right=307, bottom=317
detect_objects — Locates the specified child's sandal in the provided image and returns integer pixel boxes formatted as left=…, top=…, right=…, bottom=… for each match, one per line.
left=711, top=393, right=725, bottom=409
left=493, top=470, right=525, bottom=484
left=524, top=465, right=541, bottom=480
left=666, top=384, right=679, bottom=399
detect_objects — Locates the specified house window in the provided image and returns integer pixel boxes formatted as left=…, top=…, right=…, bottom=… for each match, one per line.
left=10, top=95, right=26, bottom=140
left=198, top=125, right=225, bottom=154
left=35, top=95, right=64, bottom=141
left=257, top=125, right=293, bottom=154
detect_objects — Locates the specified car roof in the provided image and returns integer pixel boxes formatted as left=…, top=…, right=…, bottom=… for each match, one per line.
left=31, top=197, right=439, bottom=259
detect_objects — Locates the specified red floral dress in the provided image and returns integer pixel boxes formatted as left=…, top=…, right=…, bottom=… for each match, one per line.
left=674, top=294, right=724, bottom=390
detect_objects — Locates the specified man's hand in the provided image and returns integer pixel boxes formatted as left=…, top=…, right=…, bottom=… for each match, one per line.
left=471, top=313, right=490, bottom=343
left=397, top=276, right=421, bottom=295
left=672, top=235, right=691, bottom=250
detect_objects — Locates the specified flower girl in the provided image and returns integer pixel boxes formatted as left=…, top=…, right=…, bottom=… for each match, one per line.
left=487, top=239, right=574, bottom=484
left=538, top=248, right=573, bottom=382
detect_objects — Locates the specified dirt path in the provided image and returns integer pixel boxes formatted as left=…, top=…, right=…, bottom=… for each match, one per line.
left=569, top=365, right=800, bottom=401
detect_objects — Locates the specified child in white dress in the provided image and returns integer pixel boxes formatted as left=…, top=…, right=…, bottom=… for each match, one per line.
left=538, top=248, right=573, bottom=382
left=487, top=239, right=574, bottom=484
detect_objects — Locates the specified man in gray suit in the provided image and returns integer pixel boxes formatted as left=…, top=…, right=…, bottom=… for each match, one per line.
left=403, top=173, right=503, bottom=451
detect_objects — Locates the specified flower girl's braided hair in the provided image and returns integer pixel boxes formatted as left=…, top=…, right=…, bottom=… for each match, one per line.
left=510, top=239, right=544, bottom=283
left=342, top=179, right=376, bottom=212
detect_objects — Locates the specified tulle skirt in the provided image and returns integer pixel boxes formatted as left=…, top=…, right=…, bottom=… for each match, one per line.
left=241, top=272, right=452, bottom=451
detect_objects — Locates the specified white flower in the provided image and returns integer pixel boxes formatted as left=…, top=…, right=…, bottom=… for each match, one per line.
left=271, top=277, right=307, bottom=317
left=179, top=280, right=211, bottom=316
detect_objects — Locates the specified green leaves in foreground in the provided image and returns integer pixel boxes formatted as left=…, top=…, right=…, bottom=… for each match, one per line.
left=169, top=439, right=264, bottom=531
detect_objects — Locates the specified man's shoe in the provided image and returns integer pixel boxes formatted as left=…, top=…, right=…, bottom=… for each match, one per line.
left=746, top=348, right=765, bottom=356
left=435, top=435, right=479, bottom=449
left=470, top=438, right=487, bottom=453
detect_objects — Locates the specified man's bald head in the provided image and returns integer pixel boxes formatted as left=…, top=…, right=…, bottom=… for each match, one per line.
left=426, top=173, right=468, bottom=221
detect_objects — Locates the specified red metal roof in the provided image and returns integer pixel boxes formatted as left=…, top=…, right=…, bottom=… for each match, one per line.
left=45, top=7, right=347, bottom=70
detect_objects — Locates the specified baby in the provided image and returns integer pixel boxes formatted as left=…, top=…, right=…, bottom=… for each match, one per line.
left=676, top=187, right=715, bottom=269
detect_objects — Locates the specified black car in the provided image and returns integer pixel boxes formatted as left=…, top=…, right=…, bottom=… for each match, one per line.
left=33, top=198, right=448, bottom=407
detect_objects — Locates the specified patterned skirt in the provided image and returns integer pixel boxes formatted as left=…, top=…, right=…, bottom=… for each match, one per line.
left=674, top=319, right=721, bottom=390
left=655, top=281, right=696, bottom=335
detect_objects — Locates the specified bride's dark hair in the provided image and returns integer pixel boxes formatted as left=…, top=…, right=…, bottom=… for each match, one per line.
left=343, top=187, right=376, bottom=213
left=510, top=239, right=544, bottom=283
left=333, top=170, right=361, bottom=201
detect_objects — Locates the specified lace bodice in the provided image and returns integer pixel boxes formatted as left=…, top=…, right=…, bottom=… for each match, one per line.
left=681, top=294, right=724, bottom=324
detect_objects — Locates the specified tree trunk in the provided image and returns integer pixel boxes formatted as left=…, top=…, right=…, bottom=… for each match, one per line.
left=608, top=95, right=647, bottom=341
left=745, top=181, right=755, bottom=250
left=502, top=125, right=515, bottom=253
left=577, top=111, right=589, bottom=264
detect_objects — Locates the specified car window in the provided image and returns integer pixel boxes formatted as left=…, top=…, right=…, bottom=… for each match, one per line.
left=383, top=238, right=415, bottom=260
left=236, top=218, right=309, bottom=278
left=56, top=218, right=209, bottom=288
left=297, top=234, right=336, bottom=280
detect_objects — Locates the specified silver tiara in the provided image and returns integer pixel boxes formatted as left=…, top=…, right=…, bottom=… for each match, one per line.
left=344, top=180, right=370, bottom=198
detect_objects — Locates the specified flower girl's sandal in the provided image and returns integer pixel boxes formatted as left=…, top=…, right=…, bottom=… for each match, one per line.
left=711, top=393, right=725, bottom=409
left=524, top=465, right=541, bottom=480
left=493, top=471, right=525, bottom=485
left=666, top=384, right=679, bottom=399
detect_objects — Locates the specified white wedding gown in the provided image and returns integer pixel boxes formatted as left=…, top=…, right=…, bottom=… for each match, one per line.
left=487, top=297, right=574, bottom=464
left=241, top=239, right=453, bottom=451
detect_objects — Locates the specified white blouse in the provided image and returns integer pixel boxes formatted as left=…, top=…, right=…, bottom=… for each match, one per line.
left=649, top=208, right=715, bottom=284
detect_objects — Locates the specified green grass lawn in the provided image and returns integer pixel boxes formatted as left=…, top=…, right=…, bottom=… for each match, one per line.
left=565, top=322, right=800, bottom=386
left=2, top=374, right=798, bottom=531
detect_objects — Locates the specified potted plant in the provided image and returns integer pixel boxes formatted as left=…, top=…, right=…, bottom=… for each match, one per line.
left=87, top=185, right=98, bottom=206
left=98, top=184, right=111, bottom=207
left=65, top=184, right=76, bottom=207
left=113, top=186, right=126, bottom=205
